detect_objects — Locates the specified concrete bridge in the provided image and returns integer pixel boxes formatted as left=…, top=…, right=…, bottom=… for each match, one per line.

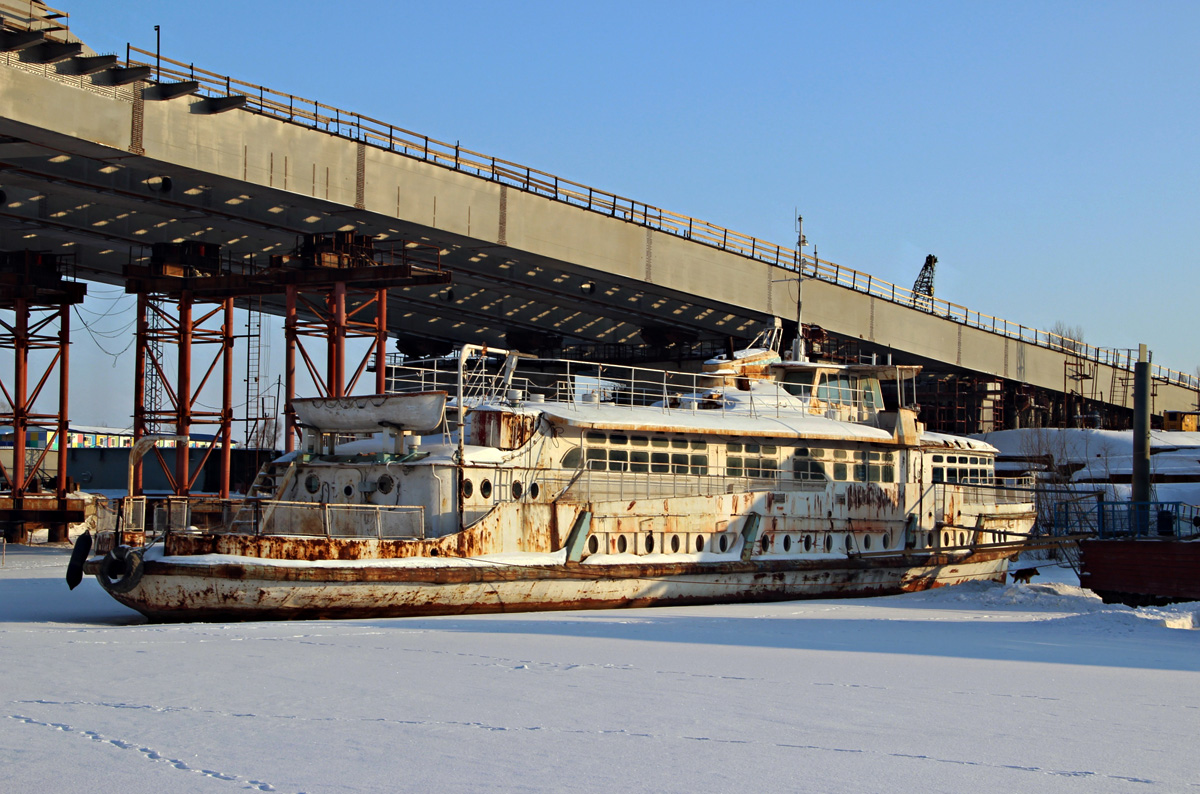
left=1, top=3, right=1197, bottom=435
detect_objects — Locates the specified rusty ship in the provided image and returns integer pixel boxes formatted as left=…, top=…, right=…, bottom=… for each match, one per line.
left=74, top=324, right=1036, bottom=621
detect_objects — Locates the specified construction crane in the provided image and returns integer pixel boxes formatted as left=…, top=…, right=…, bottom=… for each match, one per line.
left=912, top=254, right=937, bottom=310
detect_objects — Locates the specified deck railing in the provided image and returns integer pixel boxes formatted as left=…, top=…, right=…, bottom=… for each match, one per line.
left=387, top=352, right=846, bottom=422
left=1054, top=500, right=1200, bottom=539
left=97, top=46, right=1200, bottom=393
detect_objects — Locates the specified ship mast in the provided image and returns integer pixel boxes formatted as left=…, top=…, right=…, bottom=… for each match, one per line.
left=792, top=214, right=809, bottom=362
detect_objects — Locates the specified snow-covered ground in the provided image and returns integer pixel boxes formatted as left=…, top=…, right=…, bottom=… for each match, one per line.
left=2, top=545, right=1198, bottom=793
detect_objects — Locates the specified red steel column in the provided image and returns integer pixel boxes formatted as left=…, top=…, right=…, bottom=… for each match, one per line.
left=220, top=297, right=233, bottom=499
left=6, top=297, right=29, bottom=543
left=175, top=291, right=192, bottom=496
left=284, top=285, right=297, bottom=452
left=375, top=288, right=388, bottom=394
left=11, top=296, right=27, bottom=499
left=48, top=304, right=70, bottom=543
left=132, top=293, right=150, bottom=495
left=331, top=281, right=346, bottom=398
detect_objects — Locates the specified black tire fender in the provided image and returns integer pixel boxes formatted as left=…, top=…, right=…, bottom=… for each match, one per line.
left=98, top=546, right=145, bottom=594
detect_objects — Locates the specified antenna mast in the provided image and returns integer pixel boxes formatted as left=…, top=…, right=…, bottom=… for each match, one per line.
left=792, top=214, right=809, bottom=361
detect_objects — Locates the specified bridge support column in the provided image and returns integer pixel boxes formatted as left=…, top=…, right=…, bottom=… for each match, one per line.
left=0, top=251, right=85, bottom=543
left=130, top=287, right=236, bottom=499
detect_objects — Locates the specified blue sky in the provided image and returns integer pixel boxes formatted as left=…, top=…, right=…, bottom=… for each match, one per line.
left=35, top=1, right=1200, bottom=427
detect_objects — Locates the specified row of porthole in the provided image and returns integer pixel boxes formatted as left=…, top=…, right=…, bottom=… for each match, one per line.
left=461, top=478, right=541, bottom=501
left=756, top=532, right=892, bottom=554
left=301, top=473, right=397, bottom=497
left=941, top=530, right=969, bottom=548
left=584, top=530, right=903, bottom=558
left=586, top=532, right=739, bottom=556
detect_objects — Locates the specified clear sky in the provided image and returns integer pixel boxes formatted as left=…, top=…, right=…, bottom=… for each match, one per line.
left=16, top=0, right=1200, bottom=429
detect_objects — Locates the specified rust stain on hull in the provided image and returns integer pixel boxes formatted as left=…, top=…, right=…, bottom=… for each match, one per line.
left=87, top=547, right=1018, bottom=623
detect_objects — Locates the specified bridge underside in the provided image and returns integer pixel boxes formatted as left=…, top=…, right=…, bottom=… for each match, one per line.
left=0, top=24, right=1189, bottom=441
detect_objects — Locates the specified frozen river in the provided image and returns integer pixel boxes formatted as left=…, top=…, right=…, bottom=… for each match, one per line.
left=2, top=543, right=1197, bottom=793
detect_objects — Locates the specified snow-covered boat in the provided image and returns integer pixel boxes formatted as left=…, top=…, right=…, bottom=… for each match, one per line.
left=76, top=325, right=1036, bottom=621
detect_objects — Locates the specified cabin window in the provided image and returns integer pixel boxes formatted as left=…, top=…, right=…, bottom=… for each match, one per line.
left=832, top=462, right=848, bottom=481
left=932, top=467, right=945, bottom=484
left=809, top=448, right=825, bottom=458
left=610, top=434, right=628, bottom=446
left=861, top=378, right=883, bottom=409
left=608, top=450, right=628, bottom=471
left=630, top=436, right=649, bottom=447
left=750, top=459, right=778, bottom=478
left=727, top=442, right=742, bottom=452
left=652, top=437, right=670, bottom=448
left=691, top=439, right=706, bottom=451
left=586, top=449, right=606, bottom=470
left=651, top=452, right=670, bottom=473
left=690, top=454, right=709, bottom=475
left=586, top=432, right=606, bottom=444
left=792, top=458, right=827, bottom=482
left=932, top=454, right=944, bottom=463
left=854, top=464, right=868, bottom=482
left=833, top=449, right=846, bottom=459
left=782, top=370, right=815, bottom=397
left=630, top=451, right=650, bottom=472
left=671, top=453, right=689, bottom=473
left=671, top=438, right=689, bottom=450
left=562, top=448, right=582, bottom=468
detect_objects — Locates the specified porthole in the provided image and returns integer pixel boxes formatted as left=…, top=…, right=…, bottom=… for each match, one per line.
left=304, top=473, right=320, bottom=494
left=645, top=534, right=655, bottom=553
left=587, top=535, right=599, bottom=554
left=863, top=534, right=872, bottom=550
left=343, top=484, right=354, bottom=497
left=617, top=535, right=628, bottom=553
left=958, top=531, right=965, bottom=546
left=512, top=481, right=523, bottom=500
left=760, top=535, right=770, bottom=553
left=845, top=534, right=852, bottom=551
left=943, top=531, right=951, bottom=547
left=783, top=535, right=792, bottom=552
left=529, top=482, right=540, bottom=499
left=803, top=534, right=812, bottom=552
left=882, top=534, right=890, bottom=550
left=696, top=535, right=705, bottom=552
left=719, top=534, right=729, bottom=552
left=462, top=479, right=474, bottom=498
left=671, top=534, right=680, bottom=553
left=825, top=534, right=833, bottom=553
left=377, top=474, right=394, bottom=495
left=480, top=479, right=492, bottom=499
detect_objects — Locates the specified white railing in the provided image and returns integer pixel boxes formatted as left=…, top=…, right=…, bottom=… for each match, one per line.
left=387, top=353, right=862, bottom=423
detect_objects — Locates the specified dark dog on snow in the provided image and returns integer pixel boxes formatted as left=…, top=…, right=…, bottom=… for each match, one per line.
left=1011, top=568, right=1037, bottom=585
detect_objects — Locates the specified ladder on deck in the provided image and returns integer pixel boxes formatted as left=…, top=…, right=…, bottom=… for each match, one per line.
left=229, top=458, right=296, bottom=533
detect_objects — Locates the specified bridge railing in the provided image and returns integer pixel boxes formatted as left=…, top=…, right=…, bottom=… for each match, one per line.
left=123, top=46, right=1200, bottom=394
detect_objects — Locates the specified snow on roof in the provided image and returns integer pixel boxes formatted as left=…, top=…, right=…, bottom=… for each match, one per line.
left=537, top=402, right=896, bottom=442
left=973, top=428, right=1200, bottom=464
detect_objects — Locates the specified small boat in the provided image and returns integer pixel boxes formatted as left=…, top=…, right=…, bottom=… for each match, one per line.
left=76, top=325, right=1037, bottom=621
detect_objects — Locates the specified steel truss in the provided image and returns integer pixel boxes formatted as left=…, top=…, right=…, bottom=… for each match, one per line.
left=0, top=251, right=86, bottom=542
